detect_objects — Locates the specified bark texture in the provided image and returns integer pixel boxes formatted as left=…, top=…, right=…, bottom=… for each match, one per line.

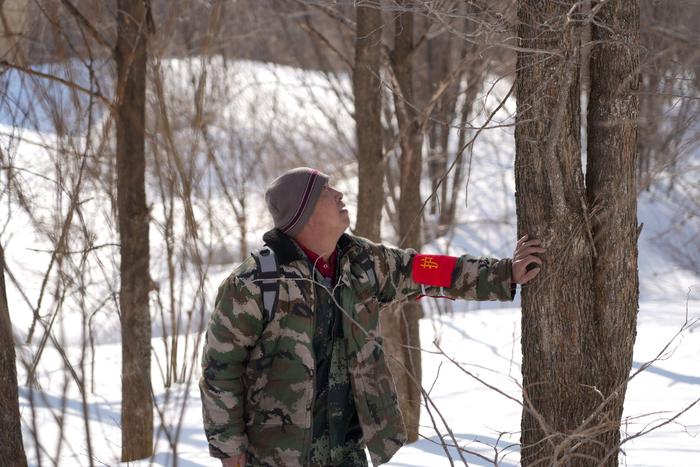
left=0, top=246, right=28, bottom=466
left=384, top=2, right=423, bottom=443
left=353, top=2, right=384, bottom=242
left=584, top=0, right=640, bottom=463
left=0, top=0, right=28, bottom=63
left=516, top=0, right=593, bottom=463
left=116, top=0, right=153, bottom=460
left=516, top=0, right=639, bottom=465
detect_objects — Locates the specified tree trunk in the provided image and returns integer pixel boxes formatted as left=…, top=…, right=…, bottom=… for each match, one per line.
left=426, top=31, right=454, bottom=216
left=584, top=0, right=640, bottom=463
left=0, top=0, right=28, bottom=64
left=116, top=0, right=153, bottom=461
left=0, top=246, right=28, bottom=466
left=442, top=8, right=486, bottom=230
left=353, top=2, right=383, bottom=242
left=516, top=1, right=640, bottom=465
left=384, top=2, right=423, bottom=443
left=515, top=0, right=594, bottom=464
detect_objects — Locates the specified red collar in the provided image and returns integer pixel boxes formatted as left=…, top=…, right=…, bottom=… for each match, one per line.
left=296, top=242, right=338, bottom=280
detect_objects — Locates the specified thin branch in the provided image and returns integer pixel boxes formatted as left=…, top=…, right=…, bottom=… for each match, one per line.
left=298, top=21, right=354, bottom=70
left=60, top=0, right=114, bottom=50
left=0, top=60, right=113, bottom=109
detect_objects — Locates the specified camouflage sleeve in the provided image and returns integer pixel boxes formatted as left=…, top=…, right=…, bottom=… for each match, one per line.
left=368, top=243, right=514, bottom=303
left=200, top=273, right=264, bottom=458
left=445, top=255, right=515, bottom=301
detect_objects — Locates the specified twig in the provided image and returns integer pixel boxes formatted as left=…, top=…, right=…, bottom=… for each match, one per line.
left=0, top=60, right=113, bottom=109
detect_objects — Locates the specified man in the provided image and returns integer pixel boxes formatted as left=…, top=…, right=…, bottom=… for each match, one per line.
left=200, top=167, right=544, bottom=467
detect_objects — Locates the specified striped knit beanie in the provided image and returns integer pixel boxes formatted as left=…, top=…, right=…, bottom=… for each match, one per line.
left=265, top=167, right=329, bottom=237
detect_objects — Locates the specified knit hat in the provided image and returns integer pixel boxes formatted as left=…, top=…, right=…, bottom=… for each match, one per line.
left=265, top=167, right=329, bottom=237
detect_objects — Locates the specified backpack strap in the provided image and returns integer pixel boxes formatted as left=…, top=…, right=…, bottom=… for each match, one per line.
left=252, top=244, right=378, bottom=324
left=252, top=246, right=279, bottom=325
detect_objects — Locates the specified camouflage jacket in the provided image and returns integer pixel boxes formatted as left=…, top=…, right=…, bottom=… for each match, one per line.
left=200, top=229, right=514, bottom=466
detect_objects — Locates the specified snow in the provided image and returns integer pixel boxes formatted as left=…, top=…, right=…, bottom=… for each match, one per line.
left=15, top=300, right=700, bottom=466
left=2, top=58, right=699, bottom=466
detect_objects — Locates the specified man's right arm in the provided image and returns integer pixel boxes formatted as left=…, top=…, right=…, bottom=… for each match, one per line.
left=366, top=241, right=514, bottom=303
left=200, top=273, right=264, bottom=460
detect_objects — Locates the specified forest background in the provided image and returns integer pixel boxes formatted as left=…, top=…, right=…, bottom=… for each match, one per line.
left=0, top=0, right=699, bottom=466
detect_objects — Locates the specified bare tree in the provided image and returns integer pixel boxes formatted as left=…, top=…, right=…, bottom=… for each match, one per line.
left=583, top=0, right=640, bottom=462
left=386, top=0, right=424, bottom=443
left=1, top=0, right=693, bottom=465
left=0, top=245, right=28, bottom=466
left=636, top=1, right=700, bottom=186
left=515, top=0, right=640, bottom=464
left=515, top=0, right=591, bottom=463
left=0, top=0, right=28, bottom=64
left=353, top=1, right=384, bottom=241
left=429, top=4, right=489, bottom=232
left=116, top=0, right=153, bottom=460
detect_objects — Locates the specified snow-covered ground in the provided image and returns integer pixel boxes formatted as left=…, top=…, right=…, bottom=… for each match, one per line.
left=16, top=299, right=700, bottom=466
left=3, top=59, right=699, bottom=466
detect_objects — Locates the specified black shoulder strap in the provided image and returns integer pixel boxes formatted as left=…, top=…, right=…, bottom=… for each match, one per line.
left=252, top=246, right=279, bottom=325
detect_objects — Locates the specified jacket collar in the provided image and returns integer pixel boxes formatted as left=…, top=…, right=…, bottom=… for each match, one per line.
left=262, top=228, right=356, bottom=266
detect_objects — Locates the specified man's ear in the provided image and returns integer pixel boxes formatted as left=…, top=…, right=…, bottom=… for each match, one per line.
left=300, top=215, right=315, bottom=233
left=306, top=204, right=322, bottom=228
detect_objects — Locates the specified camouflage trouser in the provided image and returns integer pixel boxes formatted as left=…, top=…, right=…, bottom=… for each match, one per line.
left=246, top=445, right=367, bottom=467
left=308, top=440, right=368, bottom=467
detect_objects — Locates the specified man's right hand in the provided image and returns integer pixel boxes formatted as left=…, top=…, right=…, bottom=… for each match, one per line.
left=221, top=453, right=246, bottom=467
left=512, top=234, right=545, bottom=284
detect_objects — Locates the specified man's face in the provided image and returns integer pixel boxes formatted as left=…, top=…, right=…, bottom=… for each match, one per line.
left=307, top=183, right=351, bottom=235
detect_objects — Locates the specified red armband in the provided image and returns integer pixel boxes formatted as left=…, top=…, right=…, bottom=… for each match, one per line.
left=412, top=254, right=458, bottom=288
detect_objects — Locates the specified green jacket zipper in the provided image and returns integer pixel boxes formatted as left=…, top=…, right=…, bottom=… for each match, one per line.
left=302, top=244, right=352, bottom=465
